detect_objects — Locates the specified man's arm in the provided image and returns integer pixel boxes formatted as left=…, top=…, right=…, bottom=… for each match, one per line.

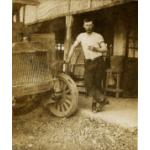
left=66, top=40, right=80, bottom=63
left=90, top=33, right=107, bottom=53
left=89, top=41, right=107, bottom=53
left=96, top=41, right=107, bottom=52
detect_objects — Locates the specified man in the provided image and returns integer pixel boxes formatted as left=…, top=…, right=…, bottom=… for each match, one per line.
left=66, top=18, right=109, bottom=112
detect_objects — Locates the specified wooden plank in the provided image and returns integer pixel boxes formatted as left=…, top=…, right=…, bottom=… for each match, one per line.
left=37, top=0, right=68, bottom=21
left=25, top=5, right=38, bottom=24
left=12, top=81, right=53, bottom=97
left=12, top=41, right=48, bottom=53
left=70, top=0, right=91, bottom=12
left=92, top=0, right=111, bottom=8
left=25, top=0, right=137, bottom=25
left=70, top=0, right=136, bottom=14
left=31, top=33, right=56, bottom=49
left=13, top=0, right=40, bottom=5
left=105, top=88, right=123, bottom=92
left=64, top=15, right=74, bottom=61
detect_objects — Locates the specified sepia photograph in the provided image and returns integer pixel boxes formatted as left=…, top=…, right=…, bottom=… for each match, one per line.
left=12, top=0, right=138, bottom=149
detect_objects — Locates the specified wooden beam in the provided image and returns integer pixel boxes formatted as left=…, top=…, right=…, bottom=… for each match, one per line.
left=64, top=15, right=74, bottom=61
left=23, top=5, right=26, bottom=24
left=25, top=0, right=137, bottom=25
left=13, top=0, right=40, bottom=5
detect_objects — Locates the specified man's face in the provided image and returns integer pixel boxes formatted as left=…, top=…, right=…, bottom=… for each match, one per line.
left=83, top=21, right=93, bottom=33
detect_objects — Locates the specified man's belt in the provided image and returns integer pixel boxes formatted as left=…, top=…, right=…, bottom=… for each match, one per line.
left=85, top=56, right=103, bottom=62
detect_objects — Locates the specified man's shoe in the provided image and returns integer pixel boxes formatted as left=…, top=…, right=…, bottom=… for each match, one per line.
left=92, top=102, right=98, bottom=113
left=104, top=99, right=109, bottom=105
left=96, top=96, right=109, bottom=105
left=96, top=103, right=103, bottom=112
left=95, top=99, right=109, bottom=112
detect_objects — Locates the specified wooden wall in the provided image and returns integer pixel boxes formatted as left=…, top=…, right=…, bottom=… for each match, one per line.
left=113, top=18, right=127, bottom=56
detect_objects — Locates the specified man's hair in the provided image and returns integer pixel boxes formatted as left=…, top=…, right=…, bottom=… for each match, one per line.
left=83, top=18, right=94, bottom=24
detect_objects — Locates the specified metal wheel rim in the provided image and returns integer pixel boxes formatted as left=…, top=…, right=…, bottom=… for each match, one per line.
left=49, top=73, right=78, bottom=117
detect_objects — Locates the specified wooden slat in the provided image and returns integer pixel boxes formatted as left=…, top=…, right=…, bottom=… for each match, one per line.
left=105, top=88, right=123, bottom=92
left=12, top=81, right=53, bottom=97
left=13, top=0, right=40, bottom=5
left=37, top=0, right=68, bottom=21
left=70, top=0, right=91, bottom=12
left=12, top=41, right=48, bottom=53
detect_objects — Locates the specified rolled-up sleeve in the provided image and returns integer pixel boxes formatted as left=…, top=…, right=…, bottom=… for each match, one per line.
left=98, top=34, right=104, bottom=44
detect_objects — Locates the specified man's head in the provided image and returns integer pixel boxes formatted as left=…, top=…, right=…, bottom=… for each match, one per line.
left=83, top=18, right=94, bottom=33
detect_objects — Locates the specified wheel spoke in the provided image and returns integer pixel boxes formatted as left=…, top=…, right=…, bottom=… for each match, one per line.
left=63, top=103, right=69, bottom=111
left=60, top=81, right=69, bottom=93
left=65, top=88, right=71, bottom=94
left=65, top=99, right=72, bottom=106
left=57, top=105, right=61, bottom=112
left=61, top=104, right=66, bottom=112
left=55, top=104, right=58, bottom=110
left=59, top=80, right=64, bottom=89
left=66, top=94, right=72, bottom=101
left=63, top=84, right=68, bottom=91
left=49, top=73, right=78, bottom=117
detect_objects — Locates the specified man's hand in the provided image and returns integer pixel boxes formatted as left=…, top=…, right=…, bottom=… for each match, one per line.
left=88, top=46, right=100, bottom=52
left=63, top=60, right=68, bottom=72
left=88, top=43, right=107, bottom=53
left=64, top=38, right=80, bottom=66
left=65, top=57, right=70, bottom=64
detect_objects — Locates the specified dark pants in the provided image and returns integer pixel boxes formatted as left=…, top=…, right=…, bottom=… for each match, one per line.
left=84, top=56, right=106, bottom=101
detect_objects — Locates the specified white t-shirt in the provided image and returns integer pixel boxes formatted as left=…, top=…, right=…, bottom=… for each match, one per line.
left=76, top=32, right=104, bottom=60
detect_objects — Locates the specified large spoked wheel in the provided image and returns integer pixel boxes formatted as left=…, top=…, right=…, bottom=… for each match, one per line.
left=49, top=73, right=78, bottom=117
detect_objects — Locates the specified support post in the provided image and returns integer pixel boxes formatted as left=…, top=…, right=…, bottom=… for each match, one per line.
left=16, top=10, right=20, bottom=22
left=23, top=5, right=26, bottom=24
left=64, top=15, right=74, bottom=61
left=113, top=18, right=127, bottom=56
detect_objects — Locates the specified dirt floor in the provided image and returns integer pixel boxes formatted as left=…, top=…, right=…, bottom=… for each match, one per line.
left=13, top=95, right=137, bottom=150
